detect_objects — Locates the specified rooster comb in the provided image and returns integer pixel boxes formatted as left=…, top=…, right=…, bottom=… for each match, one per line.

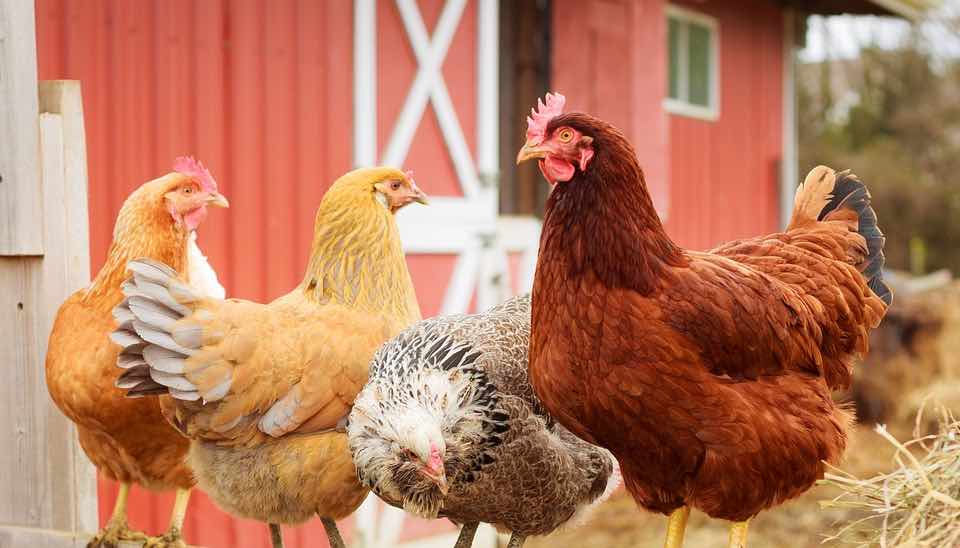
left=173, top=156, right=218, bottom=193
left=525, top=92, right=566, bottom=143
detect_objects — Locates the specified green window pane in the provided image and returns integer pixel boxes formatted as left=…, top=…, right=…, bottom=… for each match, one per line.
left=668, top=18, right=680, bottom=100
left=688, top=22, right=711, bottom=107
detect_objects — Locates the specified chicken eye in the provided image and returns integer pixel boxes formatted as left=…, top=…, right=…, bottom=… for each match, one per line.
left=558, top=128, right=574, bottom=143
left=182, top=186, right=195, bottom=195
left=390, top=181, right=402, bottom=191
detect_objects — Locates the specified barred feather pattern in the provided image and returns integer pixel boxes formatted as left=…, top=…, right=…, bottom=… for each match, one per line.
left=348, top=295, right=619, bottom=536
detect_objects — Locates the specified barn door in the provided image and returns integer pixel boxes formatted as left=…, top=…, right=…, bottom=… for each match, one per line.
left=354, top=0, right=502, bottom=318
left=352, top=0, right=502, bottom=545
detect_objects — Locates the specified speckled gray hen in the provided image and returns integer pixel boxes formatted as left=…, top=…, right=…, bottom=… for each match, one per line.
left=347, top=295, right=620, bottom=547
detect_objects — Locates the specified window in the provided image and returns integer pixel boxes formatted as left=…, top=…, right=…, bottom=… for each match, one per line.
left=666, top=5, right=719, bottom=120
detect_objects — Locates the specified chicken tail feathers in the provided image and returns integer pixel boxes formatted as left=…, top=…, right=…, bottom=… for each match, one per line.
left=111, top=258, right=205, bottom=401
left=789, top=166, right=891, bottom=306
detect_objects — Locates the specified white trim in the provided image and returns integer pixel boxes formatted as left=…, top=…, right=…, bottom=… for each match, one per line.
left=384, top=0, right=484, bottom=200
left=353, top=0, right=377, bottom=166
left=476, top=0, right=499, bottom=183
left=663, top=4, right=720, bottom=121
left=780, top=8, right=798, bottom=228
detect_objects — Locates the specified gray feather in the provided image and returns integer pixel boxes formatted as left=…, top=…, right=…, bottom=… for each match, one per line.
left=128, top=296, right=181, bottom=332
left=110, top=329, right=143, bottom=349
left=132, top=320, right=195, bottom=356
left=170, top=387, right=201, bottom=401
left=148, top=368, right=197, bottom=392
left=127, top=258, right=178, bottom=284
left=143, top=345, right=188, bottom=374
left=118, top=353, right=147, bottom=369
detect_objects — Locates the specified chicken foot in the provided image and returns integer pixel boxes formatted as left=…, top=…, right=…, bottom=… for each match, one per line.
left=87, top=483, right=148, bottom=548
left=143, top=488, right=191, bottom=548
left=663, top=506, right=690, bottom=548
left=728, top=519, right=750, bottom=548
left=452, top=522, right=478, bottom=548
left=269, top=523, right=284, bottom=548
left=505, top=533, right=526, bottom=548
left=321, top=517, right=346, bottom=548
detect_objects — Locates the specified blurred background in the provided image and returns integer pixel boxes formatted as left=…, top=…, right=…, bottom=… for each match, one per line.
left=26, top=0, right=960, bottom=546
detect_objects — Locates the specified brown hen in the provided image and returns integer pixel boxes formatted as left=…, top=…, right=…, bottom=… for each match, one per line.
left=112, top=167, right=425, bottom=548
left=517, top=94, right=890, bottom=548
left=45, top=158, right=228, bottom=548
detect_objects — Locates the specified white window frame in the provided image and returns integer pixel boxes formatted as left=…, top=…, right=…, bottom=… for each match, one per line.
left=664, top=4, right=720, bottom=121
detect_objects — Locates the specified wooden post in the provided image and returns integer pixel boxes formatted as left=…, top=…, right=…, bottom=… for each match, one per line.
left=0, top=12, right=97, bottom=540
left=0, top=0, right=43, bottom=254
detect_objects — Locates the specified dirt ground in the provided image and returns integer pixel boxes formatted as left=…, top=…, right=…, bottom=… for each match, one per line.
left=525, top=426, right=898, bottom=548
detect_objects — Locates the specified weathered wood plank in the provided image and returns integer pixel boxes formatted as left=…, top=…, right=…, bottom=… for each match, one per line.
left=0, top=81, right=95, bottom=542
left=0, top=0, right=43, bottom=255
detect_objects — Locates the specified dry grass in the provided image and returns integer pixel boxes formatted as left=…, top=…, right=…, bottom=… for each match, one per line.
left=821, top=409, right=960, bottom=548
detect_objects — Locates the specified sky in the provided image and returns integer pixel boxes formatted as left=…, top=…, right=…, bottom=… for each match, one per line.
left=800, top=3, right=960, bottom=63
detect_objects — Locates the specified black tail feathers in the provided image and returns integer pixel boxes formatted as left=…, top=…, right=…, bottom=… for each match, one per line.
left=818, top=170, right=892, bottom=306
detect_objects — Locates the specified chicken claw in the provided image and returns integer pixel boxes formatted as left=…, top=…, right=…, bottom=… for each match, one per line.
left=87, top=483, right=148, bottom=548
left=86, top=522, right=148, bottom=548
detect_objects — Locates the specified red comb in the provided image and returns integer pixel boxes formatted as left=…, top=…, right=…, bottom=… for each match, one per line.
left=173, top=156, right=218, bottom=193
left=525, top=92, right=566, bottom=144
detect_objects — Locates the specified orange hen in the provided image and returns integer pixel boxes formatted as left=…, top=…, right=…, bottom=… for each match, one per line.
left=518, top=94, right=890, bottom=548
left=45, top=158, right=228, bottom=548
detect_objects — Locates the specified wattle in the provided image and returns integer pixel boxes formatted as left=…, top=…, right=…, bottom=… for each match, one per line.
left=540, top=156, right=575, bottom=184
left=183, top=205, right=208, bottom=230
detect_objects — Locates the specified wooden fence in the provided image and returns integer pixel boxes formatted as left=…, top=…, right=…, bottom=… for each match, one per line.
left=0, top=2, right=96, bottom=546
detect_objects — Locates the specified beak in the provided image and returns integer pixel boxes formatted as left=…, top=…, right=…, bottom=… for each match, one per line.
left=516, top=140, right=548, bottom=165
left=409, top=183, right=429, bottom=206
left=424, top=463, right=448, bottom=495
left=206, top=192, right=229, bottom=208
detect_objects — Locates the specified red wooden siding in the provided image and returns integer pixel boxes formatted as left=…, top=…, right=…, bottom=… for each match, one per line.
left=665, top=0, right=782, bottom=250
left=551, top=0, right=672, bottom=217
left=36, top=1, right=356, bottom=546
left=552, top=0, right=783, bottom=251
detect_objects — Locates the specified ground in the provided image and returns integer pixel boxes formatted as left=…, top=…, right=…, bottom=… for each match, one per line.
left=527, top=426, right=896, bottom=548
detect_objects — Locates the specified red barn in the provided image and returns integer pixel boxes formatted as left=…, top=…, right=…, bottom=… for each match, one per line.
left=33, top=0, right=919, bottom=546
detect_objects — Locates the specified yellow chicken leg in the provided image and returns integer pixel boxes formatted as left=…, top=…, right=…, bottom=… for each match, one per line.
left=87, top=483, right=148, bottom=548
left=728, top=519, right=750, bottom=548
left=143, top=488, right=191, bottom=548
left=663, top=506, right=691, bottom=548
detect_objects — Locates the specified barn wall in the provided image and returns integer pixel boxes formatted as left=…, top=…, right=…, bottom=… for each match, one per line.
left=665, top=0, right=784, bottom=250
left=551, top=0, right=671, bottom=216
left=551, top=0, right=783, bottom=251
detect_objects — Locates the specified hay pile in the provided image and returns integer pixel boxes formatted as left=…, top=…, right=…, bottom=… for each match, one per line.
left=822, top=409, right=960, bottom=547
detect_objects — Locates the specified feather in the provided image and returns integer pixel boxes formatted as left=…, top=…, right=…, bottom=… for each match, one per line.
left=127, top=258, right=178, bottom=284
left=124, top=280, right=191, bottom=316
left=143, top=345, right=188, bottom=373
left=128, top=296, right=181, bottom=332
left=132, top=320, right=195, bottom=356
left=148, top=368, right=197, bottom=392
left=110, top=329, right=143, bottom=349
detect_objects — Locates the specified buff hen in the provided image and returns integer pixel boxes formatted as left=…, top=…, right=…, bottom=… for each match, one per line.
left=112, top=167, right=425, bottom=548
left=46, top=157, right=228, bottom=548
left=517, top=94, right=890, bottom=548
left=349, top=295, right=619, bottom=548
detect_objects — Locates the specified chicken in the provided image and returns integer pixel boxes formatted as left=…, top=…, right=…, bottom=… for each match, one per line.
left=516, top=93, right=891, bottom=548
left=348, top=295, right=619, bottom=548
left=45, top=157, right=228, bottom=548
left=111, top=167, right=426, bottom=548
